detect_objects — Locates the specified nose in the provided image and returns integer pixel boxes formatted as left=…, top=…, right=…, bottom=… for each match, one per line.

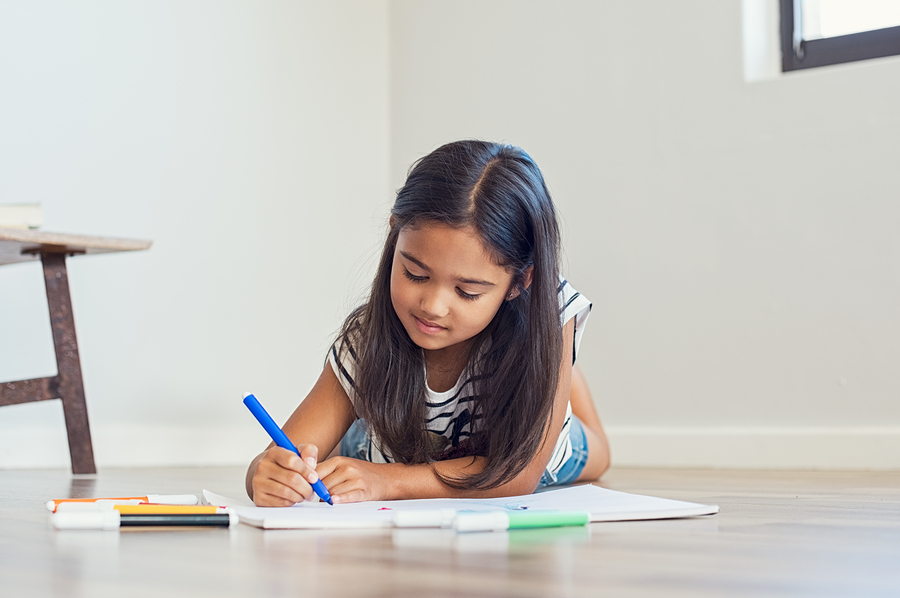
left=419, top=285, right=450, bottom=319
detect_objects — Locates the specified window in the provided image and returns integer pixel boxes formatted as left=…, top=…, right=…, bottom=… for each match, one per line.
left=780, top=0, right=900, bottom=71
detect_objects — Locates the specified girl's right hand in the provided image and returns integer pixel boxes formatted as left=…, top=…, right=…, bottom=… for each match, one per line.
left=249, top=444, right=322, bottom=507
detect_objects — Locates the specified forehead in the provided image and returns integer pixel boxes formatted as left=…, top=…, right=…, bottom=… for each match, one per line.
left=396, top=223, right=509, bottom=277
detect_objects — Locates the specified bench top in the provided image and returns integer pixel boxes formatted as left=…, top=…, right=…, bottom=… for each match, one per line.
left=0, top=227, right=152, bottom=266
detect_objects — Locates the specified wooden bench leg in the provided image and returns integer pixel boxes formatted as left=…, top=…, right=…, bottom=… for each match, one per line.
left=42, top=253, right=96, bottom=474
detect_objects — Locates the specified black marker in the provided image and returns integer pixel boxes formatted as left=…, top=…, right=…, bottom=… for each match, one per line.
left=51, top=511, right=236, bottom=530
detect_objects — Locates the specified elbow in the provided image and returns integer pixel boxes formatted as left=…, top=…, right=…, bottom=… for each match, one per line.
left=579, top=435, right=610, bottom=482
left=590, top=451, right=611, bottom=480
left=593, top=438, right=611, bottom=478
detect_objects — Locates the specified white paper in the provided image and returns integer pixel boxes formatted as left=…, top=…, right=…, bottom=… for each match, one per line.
left=203, top=484, right=718, bottom=530
left=202, top=489, right=253, bottom=508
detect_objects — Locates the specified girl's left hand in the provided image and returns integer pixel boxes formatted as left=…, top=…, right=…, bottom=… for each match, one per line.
left=316, top=457, right=396, bottom=503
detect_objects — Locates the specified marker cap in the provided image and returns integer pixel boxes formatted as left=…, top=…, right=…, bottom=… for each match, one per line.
left=454, top=512, right=509, bottom=533
left=393, top=509, right=458, bottom=528
left=51, top=511, right=121, bottom=531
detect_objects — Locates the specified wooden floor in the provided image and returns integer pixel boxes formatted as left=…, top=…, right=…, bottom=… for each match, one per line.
left=1, top=467, right=898, bottom=597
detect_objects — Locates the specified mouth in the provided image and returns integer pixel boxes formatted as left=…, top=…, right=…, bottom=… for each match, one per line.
left=413, top=315, right=446, bottom=335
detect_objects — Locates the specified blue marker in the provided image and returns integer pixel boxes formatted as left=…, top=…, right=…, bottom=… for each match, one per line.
left=243, top=393, right=333, bottom=505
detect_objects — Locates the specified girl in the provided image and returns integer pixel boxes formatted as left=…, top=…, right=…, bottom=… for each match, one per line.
left=246, top=140, right=609, bottom=506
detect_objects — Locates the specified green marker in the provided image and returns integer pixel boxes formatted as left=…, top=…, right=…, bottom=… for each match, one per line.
left=453, top=510, right=590, bottom=533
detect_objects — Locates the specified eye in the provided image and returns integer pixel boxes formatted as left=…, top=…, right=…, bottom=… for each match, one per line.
left=456, top=288, right=480, bottom=301
left=403, top=268, right=427, bottom=283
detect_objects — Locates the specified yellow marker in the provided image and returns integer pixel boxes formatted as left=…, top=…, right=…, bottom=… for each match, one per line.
left=55, top=503, right=224, bottom=515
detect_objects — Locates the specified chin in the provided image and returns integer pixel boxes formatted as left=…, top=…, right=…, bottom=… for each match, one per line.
left=409, top=333, right=447, bottom=351
left=404, top=327, right=449, bottom=351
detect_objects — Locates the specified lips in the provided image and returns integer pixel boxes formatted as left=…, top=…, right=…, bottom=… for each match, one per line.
left=413, top=315, right=446, bottom=335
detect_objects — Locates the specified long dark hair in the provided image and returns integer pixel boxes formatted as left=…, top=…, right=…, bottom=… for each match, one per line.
left=338, top=140, right=562, bottom=489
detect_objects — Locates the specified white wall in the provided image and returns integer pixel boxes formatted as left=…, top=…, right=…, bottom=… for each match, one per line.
left=3, top=0, right=898, bottom=470
left=0, top=1, right=391, bottom=467
left=389, top=0, right=900, bottom=468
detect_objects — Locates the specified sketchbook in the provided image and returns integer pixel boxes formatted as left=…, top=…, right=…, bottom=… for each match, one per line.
left=202, top=485, right=718, bottom=530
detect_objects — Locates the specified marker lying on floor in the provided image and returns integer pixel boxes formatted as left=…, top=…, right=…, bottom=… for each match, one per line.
left=453, top=511, right=590, bottom=533
left=55, top=503, right=228, bottom=515
left=46, top=495, right=198, bottom=512
left=51, top=510, right=237, bottom=530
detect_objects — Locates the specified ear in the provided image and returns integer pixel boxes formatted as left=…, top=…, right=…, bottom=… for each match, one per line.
left=521, top=265, right=533, bottom=290
left=389, top=215, right=396, bottom=229
left=506, top=265, right=534, bottom=301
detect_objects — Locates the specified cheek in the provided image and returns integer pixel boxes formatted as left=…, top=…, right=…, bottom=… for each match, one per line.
left=463, top=300, right=505, bottom=334
left=389, top=268, right=407, bottom=312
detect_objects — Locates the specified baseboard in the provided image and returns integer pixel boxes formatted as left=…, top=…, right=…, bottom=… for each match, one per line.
left=0, top=423, right=262, bottom=469
left=2, top=423, right=900, bottom=470
left=606, top=426, right=900, bottom=470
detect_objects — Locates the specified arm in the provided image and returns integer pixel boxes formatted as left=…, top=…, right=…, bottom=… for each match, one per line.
left=570, top=365, right=611, bottom=480
left=316, top=318, right=578, bottom=503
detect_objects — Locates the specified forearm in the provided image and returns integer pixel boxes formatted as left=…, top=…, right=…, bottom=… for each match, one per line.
left=366, top=456, right=543, bottom=501
left=577, top=423, right=610, bottom=481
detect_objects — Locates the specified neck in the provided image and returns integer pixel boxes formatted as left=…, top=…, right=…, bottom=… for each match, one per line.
left=423, top=339, right=473, bottom=392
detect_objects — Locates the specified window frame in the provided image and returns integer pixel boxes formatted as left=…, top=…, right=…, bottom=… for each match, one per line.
left=780, top=0, right=900, bottom=71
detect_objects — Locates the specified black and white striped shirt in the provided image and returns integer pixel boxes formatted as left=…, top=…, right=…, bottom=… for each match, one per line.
left=328, top=278, right=592, bottom=478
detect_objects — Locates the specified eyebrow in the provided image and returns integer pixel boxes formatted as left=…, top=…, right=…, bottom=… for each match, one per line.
left=399, top=251, right=496, bottom=287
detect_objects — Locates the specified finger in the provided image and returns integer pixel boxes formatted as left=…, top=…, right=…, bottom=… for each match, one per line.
left=255, top=456, right=314, bottom=501
left=318, top=458, right=360, bottom=492
left=254, top=464, right=310, bottom=498
left=269, top=446, right=305, bottom=472
left=253, top=487, right=297, bottom=507
left=315, top=456, right=342, bottom=479
left=254, top=490, right=300, bottom=507
left=269, top=447, right=320, bottom=484
left=299, top=444, right=320, bottom=470
left=253, top=477, right=306, bottom=506
left=321, top=468, right=368, bottom=504
left=328, top=485, right=368, bottom=504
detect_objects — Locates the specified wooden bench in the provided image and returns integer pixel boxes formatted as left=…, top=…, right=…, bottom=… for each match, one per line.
left=0, top=228, right=151, bottom=473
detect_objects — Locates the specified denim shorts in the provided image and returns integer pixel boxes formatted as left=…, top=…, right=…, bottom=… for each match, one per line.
left=537, top=415, right=589, bottom=489
left=340, top=419, right=371, bottom=461
left=340, top=415, right=589, bottom=490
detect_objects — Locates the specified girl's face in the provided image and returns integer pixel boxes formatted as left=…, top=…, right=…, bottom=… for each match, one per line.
left=390, top=222, right=516, bottom=356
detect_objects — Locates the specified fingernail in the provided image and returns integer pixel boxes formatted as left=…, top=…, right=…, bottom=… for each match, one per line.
left=307, top=472, right=319, bottom=484
left=306, top=457, right=316, bottom=468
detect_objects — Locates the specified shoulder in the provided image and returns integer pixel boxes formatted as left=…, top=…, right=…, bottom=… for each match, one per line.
left=558, top=277, right=592, bottom=326
left=557, top=277, right=593, bottom=362
left=327, top=309, right=365, bottom=402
